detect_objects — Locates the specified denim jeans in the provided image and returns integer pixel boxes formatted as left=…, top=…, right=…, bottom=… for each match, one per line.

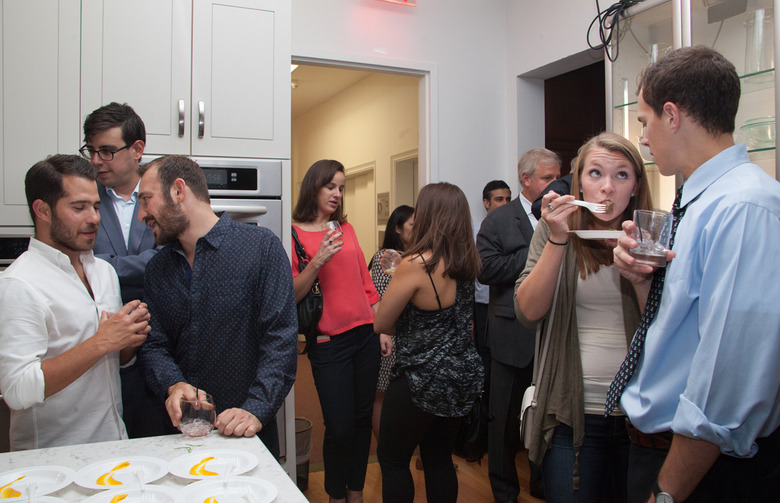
left=307, top=324, right=380, bottom=499
left=542, top=414, right=630, bottom=503
left=377, top=374, right=462, bottom=503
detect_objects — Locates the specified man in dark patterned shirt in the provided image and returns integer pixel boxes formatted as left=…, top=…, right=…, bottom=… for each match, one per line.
left=136, top=155, right=297, bottom=458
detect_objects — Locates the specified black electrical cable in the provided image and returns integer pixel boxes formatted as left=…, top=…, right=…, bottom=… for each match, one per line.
left=588, top=0, right=646, bottom=62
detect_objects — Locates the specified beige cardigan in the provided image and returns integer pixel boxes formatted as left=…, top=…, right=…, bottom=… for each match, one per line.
left=514, top=221, right=641, bottom=488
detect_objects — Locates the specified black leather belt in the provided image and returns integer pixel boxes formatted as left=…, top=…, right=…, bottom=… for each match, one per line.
left=626, top=419, right=673, bottom=452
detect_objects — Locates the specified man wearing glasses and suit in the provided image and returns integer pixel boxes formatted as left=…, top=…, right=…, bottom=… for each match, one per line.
left=81, top=102, right=165, bottom=438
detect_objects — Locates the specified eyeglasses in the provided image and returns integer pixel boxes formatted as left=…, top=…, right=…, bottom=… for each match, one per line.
left=79, top=143, right=131, bottom=161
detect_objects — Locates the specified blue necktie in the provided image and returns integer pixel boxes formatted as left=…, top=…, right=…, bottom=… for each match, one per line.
left=605, top=187, right=686, bottom=415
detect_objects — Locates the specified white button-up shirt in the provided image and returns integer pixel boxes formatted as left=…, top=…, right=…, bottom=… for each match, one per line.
left=106, top=182, right=140, bottom=248
left=0, top=238, right=127, bottom=450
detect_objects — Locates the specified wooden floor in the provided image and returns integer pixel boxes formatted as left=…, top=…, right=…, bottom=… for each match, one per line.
left=302, top=452, right=544, bottom=502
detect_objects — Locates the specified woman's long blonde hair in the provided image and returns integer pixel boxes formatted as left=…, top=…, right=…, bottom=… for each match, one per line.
left=569, top=132, right=654, bottom=277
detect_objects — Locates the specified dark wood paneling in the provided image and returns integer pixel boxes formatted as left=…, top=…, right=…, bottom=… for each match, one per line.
left=545, top=61, right=606, bottom=173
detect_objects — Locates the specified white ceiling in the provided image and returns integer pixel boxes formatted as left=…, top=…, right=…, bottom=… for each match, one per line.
left=290, top=64, right=373, bottom=119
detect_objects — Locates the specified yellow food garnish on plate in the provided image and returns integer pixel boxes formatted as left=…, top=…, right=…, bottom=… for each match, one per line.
left=0, top=475, right=25, bottom=498
left=109, top=495, right=128, bottom=503
left=189, top=456, right=218, bottom=477
left=204, top=498, right=219, bottom=503
left=96, top=460, right=131, bottom=485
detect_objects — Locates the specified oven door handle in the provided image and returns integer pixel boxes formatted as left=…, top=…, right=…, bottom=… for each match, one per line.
left=211, top=204, right=268, bottom=216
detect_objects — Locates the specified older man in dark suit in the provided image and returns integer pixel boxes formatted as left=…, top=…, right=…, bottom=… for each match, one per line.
left=81, top=102, right=164, bottom=438
left=477, top=148, right=561, bottom=502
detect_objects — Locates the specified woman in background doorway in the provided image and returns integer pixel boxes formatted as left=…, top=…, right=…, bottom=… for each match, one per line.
left=292, top=159, right=380, bottom=503
left=374, top=183, right=484, bottom=503
left=368, top=204, right=415, bottom=440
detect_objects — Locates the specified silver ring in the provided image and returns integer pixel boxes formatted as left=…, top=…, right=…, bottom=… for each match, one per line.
left=547, top=203, right=554, bottom=211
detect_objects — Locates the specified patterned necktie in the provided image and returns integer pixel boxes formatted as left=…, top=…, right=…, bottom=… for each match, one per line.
left=604, top=187, right=687, bottom=415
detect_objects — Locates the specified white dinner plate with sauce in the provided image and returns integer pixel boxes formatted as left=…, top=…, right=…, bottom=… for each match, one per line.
left=74, top=457, right=168, bottom=490
left=168, top=449, right=258, bottom=480
left=0, top=465, right=75, bottom=498
left=569, top=230, right=624, bottom=240
left=83, top=485, right=180, bottom=503
left=179, top=476, right=277, bottom=503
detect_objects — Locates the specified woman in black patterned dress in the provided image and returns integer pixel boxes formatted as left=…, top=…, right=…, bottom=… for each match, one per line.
left=369, top=204, right=414, bottom=440
left=374, top=183, right=484, bottom=503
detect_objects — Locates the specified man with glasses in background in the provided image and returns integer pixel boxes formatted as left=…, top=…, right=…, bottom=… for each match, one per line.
left=81, top=102, right=165, bottom=438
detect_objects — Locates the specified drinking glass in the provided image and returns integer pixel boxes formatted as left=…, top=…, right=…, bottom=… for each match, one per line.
left=322, top=221, right=344, bottom=245
left=629, top=210, right=672, bottom=267
left=179, top=393, right=216, bottom=437
left=380, top=249, right=402, bottom=275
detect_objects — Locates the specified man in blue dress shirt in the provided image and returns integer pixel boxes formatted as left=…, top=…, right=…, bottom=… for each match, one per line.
left=136, top=155, right=297, bottom=458
left=612, top=46, right=780, bottom=502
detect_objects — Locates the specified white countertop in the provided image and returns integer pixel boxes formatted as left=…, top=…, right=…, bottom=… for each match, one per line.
left=0, top=432, right=307, bottom=502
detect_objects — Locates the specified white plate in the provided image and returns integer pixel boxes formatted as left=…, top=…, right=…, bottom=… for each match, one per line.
left=83, top=485, right=179, bottom=503
left=569, top=230, right=624, bottom=240
left=168, top=449, right=258, bottom=480
left=179, top=476, right=277, bottom=503
left=74, top=457, right=168, bottom=490
left=0, top=465, right=75, bottom=498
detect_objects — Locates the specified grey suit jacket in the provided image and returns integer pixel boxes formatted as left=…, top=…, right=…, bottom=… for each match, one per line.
left=476, top=197, right=537, bottom=368
left=94, top=183, right=157, bottom=303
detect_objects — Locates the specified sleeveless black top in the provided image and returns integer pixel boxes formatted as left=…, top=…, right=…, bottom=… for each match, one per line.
left=392, top=259, right=484, bottom=417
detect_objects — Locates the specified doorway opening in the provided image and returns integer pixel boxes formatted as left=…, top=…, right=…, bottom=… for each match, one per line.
left=290, top=59, right=426, bottom=470
left=544, top=61, right=606, bottom=173
left=290, top=62, right=424, bottom=260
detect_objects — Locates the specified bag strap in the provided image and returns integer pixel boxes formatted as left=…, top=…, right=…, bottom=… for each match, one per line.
left=292, top=226, right=321, bottom=356
left=531, top=264, right=563, bottom=402
left=292, top=226, right=321, bottom=285
left=291, top=226, right=309, bottom=271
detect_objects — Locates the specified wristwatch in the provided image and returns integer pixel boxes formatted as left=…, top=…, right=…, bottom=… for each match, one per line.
left=652, top=479, right=675, bottom=503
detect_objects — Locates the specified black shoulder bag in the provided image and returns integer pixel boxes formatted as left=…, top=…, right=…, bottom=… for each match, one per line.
left=292, top=226, right=323, bottom=355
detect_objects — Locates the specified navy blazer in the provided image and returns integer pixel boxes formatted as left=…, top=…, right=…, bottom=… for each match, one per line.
left=476, top=197, right=537, bottom=368
left=94, top=183, right=158, bottom=303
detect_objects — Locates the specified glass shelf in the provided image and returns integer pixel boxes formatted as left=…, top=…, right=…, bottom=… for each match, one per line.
left=741, top=68, right=775, bottom=93
left=639, top=147, right=775, bottom=170
left=614, top=101, right=637, bottom=110
left=614, top=69, right=776, bottom=110
left=747, top=146, right=776, bottom=153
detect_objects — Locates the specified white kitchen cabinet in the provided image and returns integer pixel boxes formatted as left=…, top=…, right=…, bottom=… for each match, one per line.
left=607, top=0, right=779, bottom=210
left=0, top=0, right=81, bottom=228
left=81, top=0, right=291, bottom=159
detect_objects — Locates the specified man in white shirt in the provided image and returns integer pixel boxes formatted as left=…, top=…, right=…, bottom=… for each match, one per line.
left=477, top=148, right=561, bottom=501
left=82, top=103, right=163, bottom=438
left=0, top=154, right=150, bottom=450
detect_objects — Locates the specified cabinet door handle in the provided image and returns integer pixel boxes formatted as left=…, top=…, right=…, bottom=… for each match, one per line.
left=178, top=99, right=185, bottom=137
left=198, top=100, right=205, bottom=139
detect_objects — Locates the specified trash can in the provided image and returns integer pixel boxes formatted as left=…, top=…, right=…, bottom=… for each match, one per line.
left=295, top=417, right=313, bottom=491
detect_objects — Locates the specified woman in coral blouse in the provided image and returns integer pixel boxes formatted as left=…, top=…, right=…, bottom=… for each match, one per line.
left=291, top=159, right=380, bottom=503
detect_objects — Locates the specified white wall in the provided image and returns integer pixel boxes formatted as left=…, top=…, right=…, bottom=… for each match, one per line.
left=292, top=0, right=509, bottom=219
left=505, top=0, right=602, bottom=194
left=292, top=0, right=605, bottom=217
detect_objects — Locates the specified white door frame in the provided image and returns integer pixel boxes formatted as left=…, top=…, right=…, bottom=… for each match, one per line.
left=345, top=161, right=377, bottom=261
left=390, top=149, right=419, bottom=209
